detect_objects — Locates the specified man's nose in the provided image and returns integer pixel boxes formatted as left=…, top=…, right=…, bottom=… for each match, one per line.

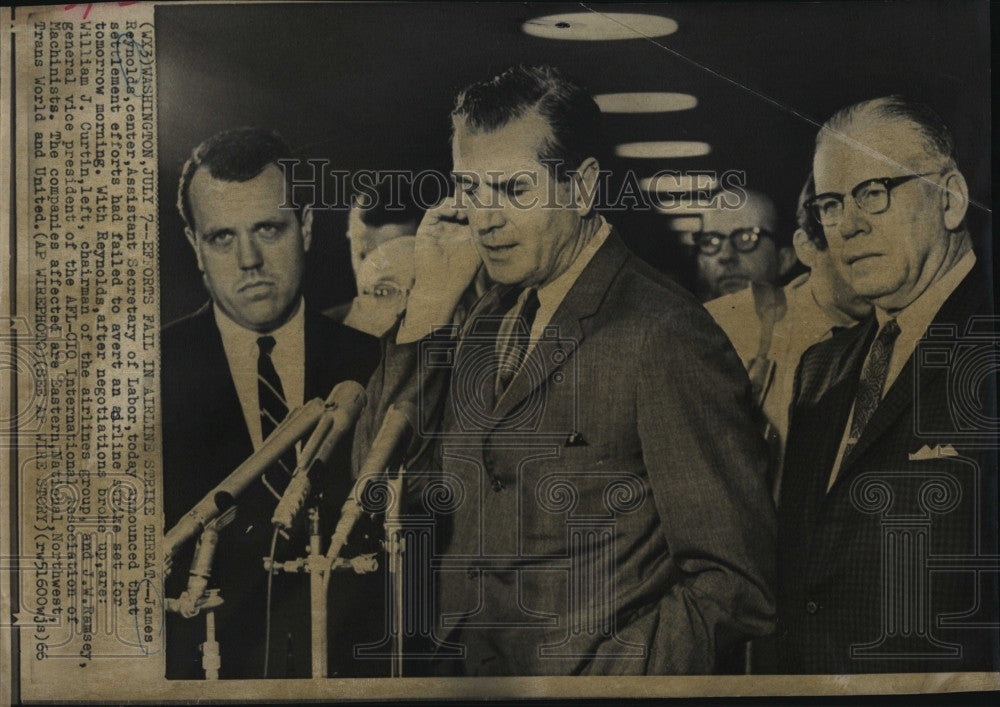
left=838, top=200, right=870, bottom=241
left=715, top=238, right=739, bottom=264
left=236, top=232, right=263, bottom=270
left=475, top=203, right=506, bottom=237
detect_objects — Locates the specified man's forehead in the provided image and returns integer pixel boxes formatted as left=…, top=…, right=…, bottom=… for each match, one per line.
left=814, top=120, right=929, bottom=188
left=451, top=111, right=551, bottom=177
left=699, top=194, right=776, bottom=232
left=189, top=163, right=292, bottom=226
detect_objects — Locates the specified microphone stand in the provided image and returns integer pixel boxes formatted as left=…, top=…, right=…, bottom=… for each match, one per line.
left=264, top=507, right=378, bottom=678
left=384, top=463, right=407, bottom=677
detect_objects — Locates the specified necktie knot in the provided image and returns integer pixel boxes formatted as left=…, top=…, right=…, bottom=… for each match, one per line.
left=841, top=317, right=901, bottom=469
left=879, top=318, right=901, bottom=342
left=257, top=335, right=277, bottom=357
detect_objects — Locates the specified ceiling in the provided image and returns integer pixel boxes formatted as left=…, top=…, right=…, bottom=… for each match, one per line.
left=155, top=1, right=991, bottom=321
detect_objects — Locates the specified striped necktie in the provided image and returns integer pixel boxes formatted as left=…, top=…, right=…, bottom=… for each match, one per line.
left=843, top=318, right=901, bottom=464
left=257, top=335, right=296, bottom=478
left=494, top=287, right=541, bottom=398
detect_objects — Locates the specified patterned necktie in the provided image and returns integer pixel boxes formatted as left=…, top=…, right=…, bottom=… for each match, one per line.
left=843, top=319, right=901, bottom=463
left=257, top=335, right=296, bottom=477
left=494, top=288, right=541, bottom=398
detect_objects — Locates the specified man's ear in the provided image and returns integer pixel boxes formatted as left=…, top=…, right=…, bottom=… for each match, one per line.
left=940, top=169, right=969, bottom=231
left=301, top=205, right=314, bottom=252
left=792, top=228, right=817, bottom=269
left=571, top=157, right=601, bottom=214
left=185, top=227, right=205, bottom=272
left=777, top=244, right=799, bottom=277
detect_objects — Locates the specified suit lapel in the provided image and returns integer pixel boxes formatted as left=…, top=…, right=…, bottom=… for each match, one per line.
left=831, top=266, right=987, bottom=484
left=489, top=232, right=629, bottom=427
left=193, top=304, right=255, bottom=472
left=791, top=318, right=874, bottom=524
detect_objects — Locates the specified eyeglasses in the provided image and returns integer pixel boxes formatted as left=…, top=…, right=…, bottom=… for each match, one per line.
left=806, top=171, right=941, bottom=227
left=693, top=227, right=770, bottom=256
left=362, top=280, right=410, bottom=299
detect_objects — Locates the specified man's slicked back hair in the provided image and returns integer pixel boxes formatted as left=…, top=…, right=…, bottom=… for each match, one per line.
left=818, top=95, right=958, bottom=171
left=451, top=64, right=606, bottom=180
left=177, top=127, right=301, bottom=232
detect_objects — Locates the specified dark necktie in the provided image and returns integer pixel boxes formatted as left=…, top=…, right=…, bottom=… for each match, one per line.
left=257, top=335, right=296, bottom=478
left=494, top=288, right=541, bottom=397
left=843, top=319, right=901, bottom=463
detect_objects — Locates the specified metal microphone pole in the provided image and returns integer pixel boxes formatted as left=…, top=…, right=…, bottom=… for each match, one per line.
left=306, top=508, right=327, bottom=679
left=385, top=464, right=407, bottom=677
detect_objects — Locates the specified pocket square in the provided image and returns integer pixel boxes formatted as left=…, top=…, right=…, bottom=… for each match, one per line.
left=565, top=431, right=588, bottom=447
left=908, top=444, right=959, bottom=460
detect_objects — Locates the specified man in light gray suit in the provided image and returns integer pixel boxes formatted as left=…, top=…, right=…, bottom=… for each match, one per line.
left=353, top=64, right=775, bottom=675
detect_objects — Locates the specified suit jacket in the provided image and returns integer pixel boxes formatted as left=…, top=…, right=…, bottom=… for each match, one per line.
left=161, top=303, right=383, bottom=679
left=354, top=232, right=777, bottom=675
left=771, top=266, right=999, bottom=673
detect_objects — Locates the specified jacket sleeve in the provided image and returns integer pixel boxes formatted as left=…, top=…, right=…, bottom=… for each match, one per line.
left=635, top=302, right=777, bottom=673
left=350, top=320, right=455, bottom=493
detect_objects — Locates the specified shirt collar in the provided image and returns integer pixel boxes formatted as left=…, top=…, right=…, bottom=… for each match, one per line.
left=778, top=272, right=848, bottom=341
left=214, top=298, right=306, bottom=357
left=535, top=215, right=612, bottom=315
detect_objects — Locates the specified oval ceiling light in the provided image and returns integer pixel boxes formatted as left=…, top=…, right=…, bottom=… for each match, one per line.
left=595, top=92, right=697, bottom=113
left=615, top=141, right=712, bottom=158
left=522, top=13, right=678, bottom=41
left=640, top=174, right=718, bottom=193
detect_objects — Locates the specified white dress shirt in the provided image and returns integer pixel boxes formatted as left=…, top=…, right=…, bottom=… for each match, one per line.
left=527, top=216, right=612, bottom=355
left=214, top=301, right=306, bottom=451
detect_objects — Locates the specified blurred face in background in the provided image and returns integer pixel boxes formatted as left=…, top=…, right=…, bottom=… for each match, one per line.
left=694, top=191, right=794, bottom=300
left=346, top=204, right=418, bottom=279
left=342, top=235, right=416, bottom=337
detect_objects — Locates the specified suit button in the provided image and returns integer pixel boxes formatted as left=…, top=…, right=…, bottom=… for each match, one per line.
left=491, top=477, right=503, bottom=492
left=467, top=569, right=477, bottom=579
left=805, top=600, right=819, bottom=614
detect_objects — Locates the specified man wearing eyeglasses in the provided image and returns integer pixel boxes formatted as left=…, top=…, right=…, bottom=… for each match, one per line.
left=768, top=97, right=997, bottom=673
left=324, top=182, right=420, bottom=336
left=692, top=190, right=797, bottom=301
left=705, top=176, right=871, bottom=496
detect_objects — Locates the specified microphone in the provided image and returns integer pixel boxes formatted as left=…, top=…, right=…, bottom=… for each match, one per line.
left=271, top=381, right=368, bottom=530
left=177, top=505, right=237, bottom=617
left=325, top=401, right=417, bottom=566
left=164, top=397, right=325, bottom=566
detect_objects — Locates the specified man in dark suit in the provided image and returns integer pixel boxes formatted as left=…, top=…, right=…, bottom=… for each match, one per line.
left=353, top=65, right=776, bottom=675
left=772, top=97, right=998, bottom=673
left=161, top=128, right=382, bottom=679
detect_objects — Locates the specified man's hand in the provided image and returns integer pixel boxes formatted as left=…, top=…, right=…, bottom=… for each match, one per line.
left=413, top=198, right=481, bottom=299
left=398, top=198, right=482, bottom=342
